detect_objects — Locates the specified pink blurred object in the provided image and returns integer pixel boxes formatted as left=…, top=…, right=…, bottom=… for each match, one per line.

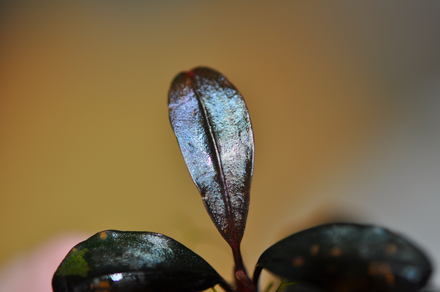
left=0, top=234, right=85, bottom=292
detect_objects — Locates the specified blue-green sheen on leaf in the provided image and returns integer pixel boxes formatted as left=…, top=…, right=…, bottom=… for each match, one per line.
left=168, top=67, right=254, bottom=247
left=256, top=223, right=432, bottom=292
left=53, top=230, right=223, bottom=292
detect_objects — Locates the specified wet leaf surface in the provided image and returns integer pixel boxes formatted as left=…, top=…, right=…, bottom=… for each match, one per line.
left=52, top=230, right=222, bottom=292
left=168, top=67, right=254, bottom=246
left=256, top=223, right=432, bottom=292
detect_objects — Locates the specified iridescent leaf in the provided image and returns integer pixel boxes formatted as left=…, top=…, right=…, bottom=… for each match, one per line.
left=168, top=67, right=254, bottom=247
left=255, top=223, right=432, bottom=292
left=52, top=230, right=223, bottom=292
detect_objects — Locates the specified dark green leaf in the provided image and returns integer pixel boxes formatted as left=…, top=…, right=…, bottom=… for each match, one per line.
left=168, top=67, right=254, bottom=246
left=256, top=223, right=432, bottom=292
left=52, top=230, right=223, bottom=292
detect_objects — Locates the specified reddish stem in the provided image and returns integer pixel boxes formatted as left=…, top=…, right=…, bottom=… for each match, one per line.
left=231, top=245, right=257, bottom=292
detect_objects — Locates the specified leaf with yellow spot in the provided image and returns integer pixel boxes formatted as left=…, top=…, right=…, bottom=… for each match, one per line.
left=53, top=230, right=224, bottom=292
left=255, top=223, right=432, bottom=292
left=56, top=248, right=90, bottom=277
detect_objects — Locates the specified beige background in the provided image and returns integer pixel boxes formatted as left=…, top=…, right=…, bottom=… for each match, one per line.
left=1, top=1, right=440, bottom=288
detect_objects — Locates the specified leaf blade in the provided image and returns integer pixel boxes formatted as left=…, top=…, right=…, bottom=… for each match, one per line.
left=256, top=223, right=433, bottom=292
left=52, top=230, right=223, bottom=292
left=168, top=67, right=254, bottom=246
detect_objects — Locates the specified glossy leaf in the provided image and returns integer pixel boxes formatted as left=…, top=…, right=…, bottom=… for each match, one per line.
left=256, top=223, right=432, bottom=292
left=168, top=67, right=254, bottom=246
left=52, top=230, right=223, bottom=292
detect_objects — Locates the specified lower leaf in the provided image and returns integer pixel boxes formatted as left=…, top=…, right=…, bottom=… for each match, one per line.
left=53, top=230, right=223, bottom=292
left=255, top=223, right=432, bottom=292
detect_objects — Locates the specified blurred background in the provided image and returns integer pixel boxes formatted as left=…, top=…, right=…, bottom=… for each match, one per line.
left=1, top=1, right=440, bottom=290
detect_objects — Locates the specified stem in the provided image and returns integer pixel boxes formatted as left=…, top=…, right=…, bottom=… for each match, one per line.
left=231, top=245, right=257, bottom=292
